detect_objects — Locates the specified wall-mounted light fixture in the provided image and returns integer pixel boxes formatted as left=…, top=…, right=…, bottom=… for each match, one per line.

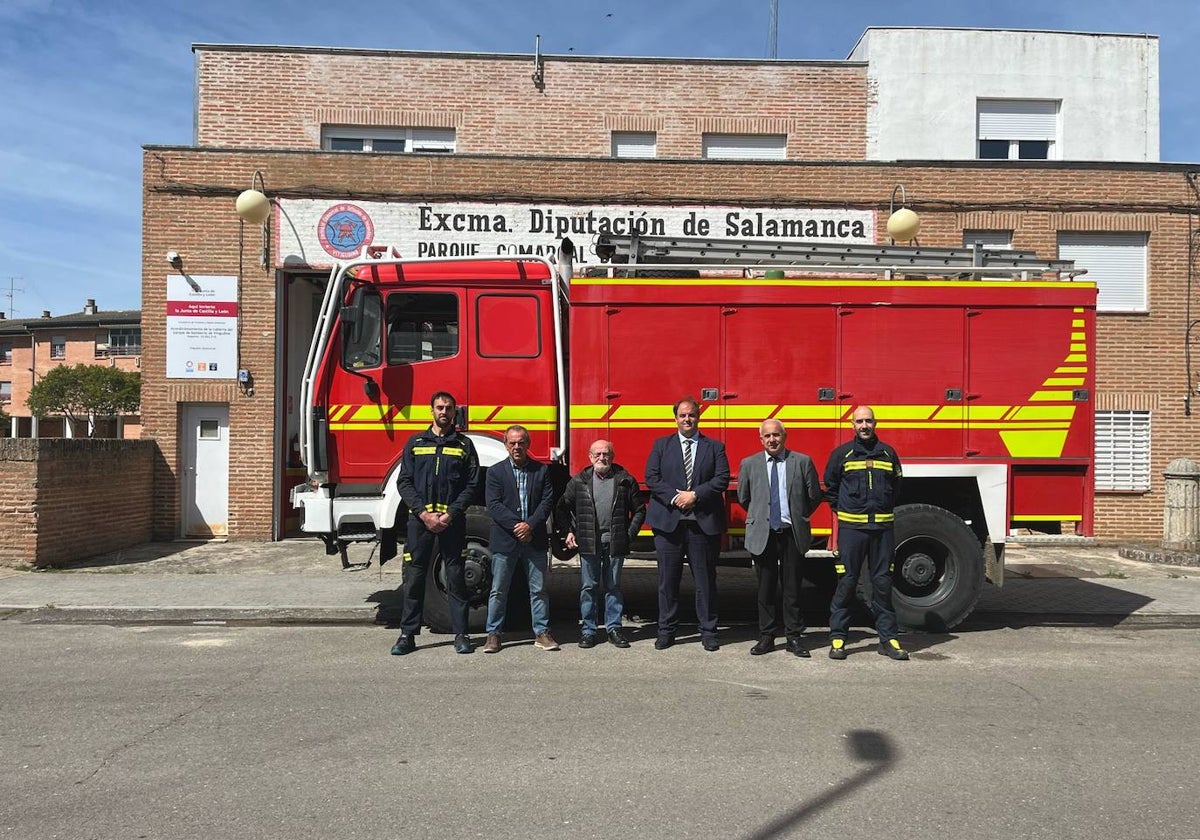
left=234, top=170, right=271, bottom=268
left=886, top=183, right=921, bottom=244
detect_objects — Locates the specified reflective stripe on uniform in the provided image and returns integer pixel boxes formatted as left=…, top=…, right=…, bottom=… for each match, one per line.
left=412, top=446, right=437, bottom=455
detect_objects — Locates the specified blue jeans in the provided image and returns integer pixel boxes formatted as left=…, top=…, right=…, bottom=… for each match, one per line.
left=579, top=542, right=625, bottom=635
left=486, top=545, right=550, bottom=635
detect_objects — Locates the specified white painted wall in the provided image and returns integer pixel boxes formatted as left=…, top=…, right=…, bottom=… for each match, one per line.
left=849, top=28, right=1159, bottom=162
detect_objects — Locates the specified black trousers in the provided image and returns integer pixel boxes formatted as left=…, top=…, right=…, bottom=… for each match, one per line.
left=752, top=527, right=805, bottom=638
left=654, top=520, right=719, bottom=639
left=829, top=526, right=899, bottom=641
left=399, top=517, right=469, bottom=636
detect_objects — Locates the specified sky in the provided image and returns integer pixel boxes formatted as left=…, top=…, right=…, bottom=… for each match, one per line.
left=1, top=0, right=1197, bottom=319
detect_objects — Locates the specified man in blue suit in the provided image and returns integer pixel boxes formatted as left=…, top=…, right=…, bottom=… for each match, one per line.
left=483, top=424, right=558, bottom=653
left=645, top=397, right=730, bottom=651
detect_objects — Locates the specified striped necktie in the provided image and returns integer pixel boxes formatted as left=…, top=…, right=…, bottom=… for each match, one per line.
left=683, top=438, right=694, bottom=490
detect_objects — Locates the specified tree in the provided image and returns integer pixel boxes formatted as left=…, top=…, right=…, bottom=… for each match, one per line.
left=26, top=364, right=141, bottom=438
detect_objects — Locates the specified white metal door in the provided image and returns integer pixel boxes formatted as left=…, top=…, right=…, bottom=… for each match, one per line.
left=181, top=404, right=230, bottom=537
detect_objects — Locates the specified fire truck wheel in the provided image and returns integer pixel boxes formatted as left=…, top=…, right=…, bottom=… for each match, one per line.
left=423, top=509, right=498, bottom=634
left=888, top=504, right=985, bottom=632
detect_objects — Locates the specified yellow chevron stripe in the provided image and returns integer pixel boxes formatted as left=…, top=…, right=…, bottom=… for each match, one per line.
left=1030, top=390, right=1074, bottom=402
left=1042, top=377, right=1085, bottom=386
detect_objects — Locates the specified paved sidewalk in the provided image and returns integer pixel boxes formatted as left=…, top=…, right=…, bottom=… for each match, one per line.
left=1, top=538, right=1198, bottom=629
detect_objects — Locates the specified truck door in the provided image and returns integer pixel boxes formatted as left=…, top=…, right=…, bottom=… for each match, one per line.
left=467, top=288, right=559, bottom=462
left=605, top=304, right=722, bottom=466
left=326, top=287, right=466, bottom=486
left=837, top=305, right=966, bottom=457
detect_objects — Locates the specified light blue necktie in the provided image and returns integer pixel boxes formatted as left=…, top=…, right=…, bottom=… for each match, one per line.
left=769, top=457, right=783, bottom=531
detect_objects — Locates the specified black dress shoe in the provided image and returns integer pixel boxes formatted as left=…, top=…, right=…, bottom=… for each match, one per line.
left=654, top=635, right=675, bottom=650
left=454, top=634, right=473, bottom=654
left=578, top=634, right=598, bottom=649
left=607, top=628, right=631, bottom=648
left=750, top=637, right=776, bottom=656
left=702, top=637, right=720, bottom=652
left=786, top=637, right=811, bottom=658
left=390, top=634, right=416, bottom=656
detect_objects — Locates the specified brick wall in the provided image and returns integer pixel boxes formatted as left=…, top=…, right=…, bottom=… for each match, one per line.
left=0, top=439, right=156, bottom=567
left=142, top=147, right=1200, bottom=541
left=194, top=49, right=868, bottom=160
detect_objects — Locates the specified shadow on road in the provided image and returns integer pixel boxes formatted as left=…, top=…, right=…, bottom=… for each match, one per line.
left=742, top=729, right=897, bottom=840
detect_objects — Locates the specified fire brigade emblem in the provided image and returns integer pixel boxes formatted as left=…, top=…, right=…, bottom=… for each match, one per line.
left=318, top=204, right=374, bottom=259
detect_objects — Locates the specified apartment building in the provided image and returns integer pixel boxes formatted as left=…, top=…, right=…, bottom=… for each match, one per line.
left=0, top=300, right=142, bottom=439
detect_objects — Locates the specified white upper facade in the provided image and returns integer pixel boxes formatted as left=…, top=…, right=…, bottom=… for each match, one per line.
left=849, top=27, right=1159, bottom=163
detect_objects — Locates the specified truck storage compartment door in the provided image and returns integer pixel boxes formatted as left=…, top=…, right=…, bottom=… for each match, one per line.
left=837, top=305, right=966, bottom=458
left=603, top=304, right=722, bottom=467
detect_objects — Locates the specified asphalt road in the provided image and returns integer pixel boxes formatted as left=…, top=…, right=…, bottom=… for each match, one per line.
left=2, top=623, right=1198, bottom=840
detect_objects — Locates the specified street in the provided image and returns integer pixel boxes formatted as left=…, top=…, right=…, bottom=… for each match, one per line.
left=2, top=622, right=1198, bottom=839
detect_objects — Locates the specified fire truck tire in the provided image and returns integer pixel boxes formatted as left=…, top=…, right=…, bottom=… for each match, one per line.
left=888, top=504, right=985, bottom=632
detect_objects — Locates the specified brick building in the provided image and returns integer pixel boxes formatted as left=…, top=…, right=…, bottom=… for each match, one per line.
left=0, top=301, right=142, bottom=439
left=140, top=27, right=1195, bottom=541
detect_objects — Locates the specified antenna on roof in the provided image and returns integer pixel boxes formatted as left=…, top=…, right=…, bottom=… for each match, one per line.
left=767, top=0, right=778, bottom=59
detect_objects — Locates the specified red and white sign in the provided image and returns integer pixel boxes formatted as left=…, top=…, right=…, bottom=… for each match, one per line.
left=166, top=275, right=238, bottom=379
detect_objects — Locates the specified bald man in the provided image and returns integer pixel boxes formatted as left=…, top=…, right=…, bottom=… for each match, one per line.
left=823, top=406, right=909, bottom=661
left=736, top=420, right=823, bottom=657
left=556, top=440, right=646, bottom=648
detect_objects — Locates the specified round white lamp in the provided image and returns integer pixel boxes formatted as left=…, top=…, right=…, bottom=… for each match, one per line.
left=235, top=189, right=271, bottom=225
left=886, top=206, right=921, bottom=243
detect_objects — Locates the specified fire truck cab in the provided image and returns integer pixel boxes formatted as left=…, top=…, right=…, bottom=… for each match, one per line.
left=294, top=234, right=1096, bottom=632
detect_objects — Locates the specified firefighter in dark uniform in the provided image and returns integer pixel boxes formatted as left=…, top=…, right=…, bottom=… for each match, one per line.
left=392, top=391, right=481, bottom=656
left=823, top=405, right=910, bottom=661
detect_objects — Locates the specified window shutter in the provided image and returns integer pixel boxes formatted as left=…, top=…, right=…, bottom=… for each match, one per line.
left=702, top=134, right=787, bottom=160
left=1057, top=232, right=1148, bottom=312
left=1095, top=410, right=1151, bottom=491
left=978, top=100, right=1058, bottom=140
left=612, top=131, right=657, bottom=159
left=411, top=129, right=456, bottom=153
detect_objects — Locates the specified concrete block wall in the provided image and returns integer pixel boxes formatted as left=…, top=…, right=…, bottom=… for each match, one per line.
left=0, top=439, right=156, bottom=567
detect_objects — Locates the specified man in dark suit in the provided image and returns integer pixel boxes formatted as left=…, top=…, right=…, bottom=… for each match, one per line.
left=482, top=424, right=558, bottom=653
left=737, top=419, right=823, bottom=657
left=645, top=397, right=730, bottom=651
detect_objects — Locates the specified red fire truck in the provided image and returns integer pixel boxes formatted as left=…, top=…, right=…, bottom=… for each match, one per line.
left=293, top=233, right=1095, bottom=632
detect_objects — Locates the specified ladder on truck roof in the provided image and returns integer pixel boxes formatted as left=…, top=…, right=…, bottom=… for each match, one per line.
left=590, top=233, right=1083, bottom=280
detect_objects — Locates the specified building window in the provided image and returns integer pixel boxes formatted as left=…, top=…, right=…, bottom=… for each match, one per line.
left=612, top=131, right=657, bottom=159
left=0, top=380, right=10, bottom=404
left=50, top=336, right=66, bottom=359
left=0, top=341, right=10, bottom=364
left=962, top=230, right=1013, bottom=251
left=97, top=328, right=141, bottom=357
left=1095, top=410, right=1151, bottom=491
left=701, top=133, right=787, bottom=160
left=977, top=99, right=1058, bottom=160
left=1057, top=232, right=1148, bottom=313
left=321, top=126, right=456, bottom=153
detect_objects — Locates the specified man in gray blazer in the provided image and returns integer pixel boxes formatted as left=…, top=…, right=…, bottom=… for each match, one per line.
left=737, top=419, right=823, bottom=657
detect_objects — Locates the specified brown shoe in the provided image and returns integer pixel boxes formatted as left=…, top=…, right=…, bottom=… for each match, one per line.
left=534, top=631, right=560, bottom=651
left=483, top=633, right=502, bottom=654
